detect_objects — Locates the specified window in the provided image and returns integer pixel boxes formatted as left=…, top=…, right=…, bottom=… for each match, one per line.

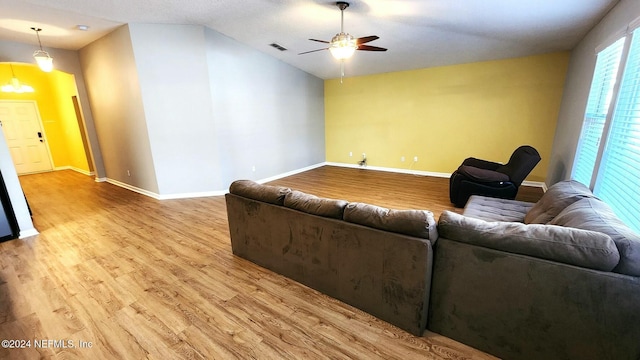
left=572, top=38, right=625, bottom=185
left=572, top=28, right=640, bottom=234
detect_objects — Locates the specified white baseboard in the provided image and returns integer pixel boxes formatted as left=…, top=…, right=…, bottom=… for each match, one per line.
left=19, top=228, right=39, bottom=239
left=102, top=161, right=546, bottom=200
left=160, top=162, right=327, bottom=200
left=104, top=178, right=162, bottom=200
left=101, top=162, right=327, bottom=200
left=158, top=190, right=227, bottom=200
left=326, top=161, right=546, bottom=189
left=325, top=161, right=452, bottom=179
left=55, top=166, right=94, bottom=176
left=256, top=162, right=326, bottom=184
left=522, top=180, right=547, bottom=189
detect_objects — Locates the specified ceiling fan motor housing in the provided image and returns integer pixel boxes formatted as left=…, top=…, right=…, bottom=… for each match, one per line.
left=336, top=2, right=349, bottom=11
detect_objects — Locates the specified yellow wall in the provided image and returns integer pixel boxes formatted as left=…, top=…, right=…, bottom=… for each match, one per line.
left=0, top=63, right=89, bottom=173
left=51, top=71, right=90, bottom=172
left=325, top=52, right=570, bottom=182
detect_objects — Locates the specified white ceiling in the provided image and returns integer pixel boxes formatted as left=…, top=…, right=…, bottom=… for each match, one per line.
left=0, top=0, right=620, bottom=79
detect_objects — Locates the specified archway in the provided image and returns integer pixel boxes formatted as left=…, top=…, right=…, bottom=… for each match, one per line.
left=0, top=62, right=94, bottom=176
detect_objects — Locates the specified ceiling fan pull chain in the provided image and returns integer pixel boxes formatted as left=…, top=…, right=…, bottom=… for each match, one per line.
left=340, top=60, right=345, bottom=84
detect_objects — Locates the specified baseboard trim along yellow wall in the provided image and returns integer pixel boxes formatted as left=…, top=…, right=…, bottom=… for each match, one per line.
left=325, top=162, right=546, bottom=189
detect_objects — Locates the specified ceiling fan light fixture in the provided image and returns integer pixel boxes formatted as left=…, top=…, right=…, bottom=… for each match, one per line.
left=329, top=33, right=357, bottom=60
left=31, top=27, right=54, bottom=72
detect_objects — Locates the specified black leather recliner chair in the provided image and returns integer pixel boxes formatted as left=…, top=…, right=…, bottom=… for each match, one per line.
left=449, top=145, right=541, bottom=207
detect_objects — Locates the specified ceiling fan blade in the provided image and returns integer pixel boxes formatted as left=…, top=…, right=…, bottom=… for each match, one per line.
left=356, top=35, right=379, bottom=45
left=357, top=45, right=388, bottom=52
left=298, top=48, right=328, bottom=55
left=309, top=39, right=330, bottom=44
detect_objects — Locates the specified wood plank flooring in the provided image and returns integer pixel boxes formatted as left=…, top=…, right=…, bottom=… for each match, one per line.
left=0, top=166, right=543, bottom=359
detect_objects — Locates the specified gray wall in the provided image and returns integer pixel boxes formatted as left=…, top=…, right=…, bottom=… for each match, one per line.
left=205, top=28, right=325, bottom=188
left=79, top=24, right=325, bottom=197
left=547, top=0, right=640, bottom=185
left=128, top=24, right=220, bottom=194
left=79, top=25, right=160, bottom=193
left=0, top=39, right=106, bottom=179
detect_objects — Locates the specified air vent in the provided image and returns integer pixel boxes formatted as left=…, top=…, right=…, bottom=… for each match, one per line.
left=269, top=43, right=287, bottom=51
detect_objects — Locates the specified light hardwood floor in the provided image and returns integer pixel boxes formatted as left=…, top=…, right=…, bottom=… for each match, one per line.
left=0, top=166, right=542, bottom=359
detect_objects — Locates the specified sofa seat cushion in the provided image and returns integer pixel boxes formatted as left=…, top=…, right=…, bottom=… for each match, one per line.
left=438, top=211, right=620, bottom=271
left=284, top=190, right=348, bottom=219
left=463, top=195, right=534, bottom=222
left=457, top=165, right=510, bottom=183
left=524, top=180, right=596, bottom=224
left=550, top=198, right=640, bottom=276
left=343, top=203, right=438, bottom=241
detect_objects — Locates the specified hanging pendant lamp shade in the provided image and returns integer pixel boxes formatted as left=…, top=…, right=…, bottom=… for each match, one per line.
left=1, top=65, right=35, bottom=93
left=31, top=27, right=53, bottom=72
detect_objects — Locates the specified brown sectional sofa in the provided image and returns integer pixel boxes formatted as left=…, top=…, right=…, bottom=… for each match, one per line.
left=429, top=180, right=640, bottom=360
left=225, top=178, right=640, bottom=359
left=225, top=180, right=438, bottom=336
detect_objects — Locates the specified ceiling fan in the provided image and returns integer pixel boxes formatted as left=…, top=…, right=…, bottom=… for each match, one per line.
left=299, top=1, right=387, bottom=60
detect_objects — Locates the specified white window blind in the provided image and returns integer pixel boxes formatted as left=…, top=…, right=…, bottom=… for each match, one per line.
left=593, top=31, right=640, bottom=233
left=572, top=38, right=625, bottom=185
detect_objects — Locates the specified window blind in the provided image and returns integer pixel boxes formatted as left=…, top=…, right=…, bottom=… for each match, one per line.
left=594, top=31, right=640, bottom=233
left=572, top=38, right=625, bottom=186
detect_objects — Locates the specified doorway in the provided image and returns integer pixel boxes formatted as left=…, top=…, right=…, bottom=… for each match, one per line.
left=0, top=63, right=95, bottom=178
left=0, top=100, right=53, bottom=174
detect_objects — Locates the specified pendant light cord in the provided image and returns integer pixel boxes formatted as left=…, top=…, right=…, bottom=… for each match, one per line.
left=31, top=27, right=44, bottom=50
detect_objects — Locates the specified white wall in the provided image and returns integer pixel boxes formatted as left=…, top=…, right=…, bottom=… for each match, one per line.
left=0, top=126, right=36, bottom=237
left=547, top=0, right=640, bottom=185
left=79, top=25, right=160, bottom=193
left=0, top=39, right=106, bottom=179
left=205, top=28, right=325, bottom=188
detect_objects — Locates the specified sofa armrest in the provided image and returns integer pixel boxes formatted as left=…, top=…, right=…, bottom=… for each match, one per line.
left=429, top=238, right=640, bottom=360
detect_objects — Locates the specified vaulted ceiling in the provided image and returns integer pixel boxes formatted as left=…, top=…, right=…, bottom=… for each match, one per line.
left=0, top=0, right=620, bottom=79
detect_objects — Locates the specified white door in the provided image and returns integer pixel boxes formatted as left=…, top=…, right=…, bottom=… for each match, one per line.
left=0, top=101, right=53, bottom=174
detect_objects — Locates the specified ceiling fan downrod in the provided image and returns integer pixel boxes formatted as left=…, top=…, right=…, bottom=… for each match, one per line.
left=337, top=1, right=349, bottom=33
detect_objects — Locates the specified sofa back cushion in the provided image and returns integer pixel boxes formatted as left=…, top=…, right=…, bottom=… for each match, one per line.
left=524, top=180, right=595, bottom=224
left=284, top=190, right=348, bottom=219
left=549, top=198, right=640, bottom=276
left=229, top=180, right=290, bottom=205
left=343, top=203, right=438, bottom=241
left=439, top=211, right=620, bottom=272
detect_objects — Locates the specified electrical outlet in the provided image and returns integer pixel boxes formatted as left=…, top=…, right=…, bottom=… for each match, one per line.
left=401, top=156, right=405, bottom=162
left=362, top=153, right=366, bottom=159
left=349, top=151, right=353, bottom=157
left=252, top=165, right=256, bottom=172
left=127, top=170, right=131, bottom=177
left=414, top=156, right=418, bottom=162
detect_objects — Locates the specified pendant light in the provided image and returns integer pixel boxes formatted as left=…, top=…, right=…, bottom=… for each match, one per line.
left=1, top=65, right=35, bottom=93
left=31, top=27, right=53, bottom=73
